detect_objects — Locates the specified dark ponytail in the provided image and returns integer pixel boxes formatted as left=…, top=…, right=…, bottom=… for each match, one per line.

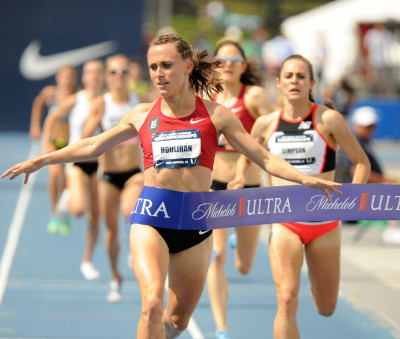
left=149, top=34, right=224, bottom=100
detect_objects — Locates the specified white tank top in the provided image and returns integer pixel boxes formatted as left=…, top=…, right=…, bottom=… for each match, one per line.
left=101, top=92, right=140, bottom=131
left=267, top=104, right=336, bottom=175
left=68, top=90, right=93, bottom=145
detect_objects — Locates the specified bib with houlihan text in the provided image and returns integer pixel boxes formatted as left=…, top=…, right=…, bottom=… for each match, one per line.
left=152, top=129, right=201, bottom=169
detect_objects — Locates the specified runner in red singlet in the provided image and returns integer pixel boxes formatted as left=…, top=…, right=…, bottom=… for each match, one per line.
left=2, top=38, right=343, bottom=339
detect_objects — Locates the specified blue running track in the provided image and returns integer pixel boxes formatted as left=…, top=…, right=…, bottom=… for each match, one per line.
left=0, top=132, right=396, bottom=338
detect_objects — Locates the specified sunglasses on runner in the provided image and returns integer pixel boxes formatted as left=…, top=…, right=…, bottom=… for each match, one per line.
left=106, top=67, right=130, bottom=75
left=214, top=55, right=245, bottom=65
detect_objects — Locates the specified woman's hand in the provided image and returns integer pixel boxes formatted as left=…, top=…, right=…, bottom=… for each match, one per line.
left=1, top=156, right=46, bottom=184
left=227, top=175, right=245, bottom=190
left=301, top=175, right=342, bottom=202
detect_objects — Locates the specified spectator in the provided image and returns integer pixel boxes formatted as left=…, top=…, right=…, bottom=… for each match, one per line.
left=325, top=76, right=356, bottom=119
left=336, top=106, right=400, bottom=243
left=363, top=23, right=396, bottom=95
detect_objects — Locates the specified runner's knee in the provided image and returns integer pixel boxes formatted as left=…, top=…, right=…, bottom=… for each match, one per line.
left=277, top=291, right=298, bottom=316
left=168, top=314, right=191, bottom=331
left=314, top=297, right=337, bottom=317
left=236, top=262, right=252, bottom=275
left=311, top=289, right=338, bottom=316
left=235, top=256, right=254, bottom=275
left=68, top=200, right=86, bottom=216
left=141, top=298, right=163, bottom=325
left=212, top=249, right=227, bottom=268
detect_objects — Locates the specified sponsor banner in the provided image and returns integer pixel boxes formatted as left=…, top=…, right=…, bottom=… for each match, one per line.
left=126, top=184, right=400, bottom=231
left=0, top=0, right=143, bottom=131
left=128, top=186, right=184, bottom=230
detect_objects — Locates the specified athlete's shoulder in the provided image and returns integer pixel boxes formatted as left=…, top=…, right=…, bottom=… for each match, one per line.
left=316, top=104, right=342, bottom=121
left=244, top=85, right=275, bottom=115
left=256, top=109, right=280, bottom=125
left=135, top=102, right=155, bottom=114
left=119, top=102, right=153, bottom=131
left=91, top=95, right=106, bottom=110
left=57, top=92, right=79, bottom=112
left=245, top=84, right=265, bottom=97
left=252, top=110, right=276, bottom=131
left=314, top=103, right=347, bottom=133
left=40, top=85, right=56, bottom=96
left=202, top=98, right=223, bottom=117
left=126, top=102, right=154, bottom=121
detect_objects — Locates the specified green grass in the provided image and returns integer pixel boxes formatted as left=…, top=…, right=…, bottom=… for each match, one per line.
left=170, top=0, right=333, bottom=46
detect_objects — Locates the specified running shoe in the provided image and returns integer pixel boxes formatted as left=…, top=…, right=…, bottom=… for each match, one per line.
left=107, top=279, right=122, bottom=303
left=80, top=262, right=100, bottom=280
left=215, top=330, right=230, bottom=339
left=382, top=226, right=400, bottom=245
left=358, top=220, right=387, bottom=228
left=58, top=217, right=72, bottom=236
left=372, top=220, right=388, bottom=228
left=47, top=216, right=60, bottom=234
left=357, top=220, right=371, bottom=227
left=56, top=189, right=72, bottom=235
left=228, top=233, right=237, bottom=249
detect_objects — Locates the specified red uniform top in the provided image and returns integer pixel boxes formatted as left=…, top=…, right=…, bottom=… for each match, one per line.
left=139, top=96, right=218, bottom=170
left=217, top=85, right=255, bottom=152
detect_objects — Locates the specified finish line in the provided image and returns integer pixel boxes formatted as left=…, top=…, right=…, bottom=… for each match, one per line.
left=126, top=184, right=400, bottom=231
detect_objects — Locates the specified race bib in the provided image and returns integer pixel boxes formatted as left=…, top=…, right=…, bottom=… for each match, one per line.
left=272, top=132, right=317, bottom=166
left=152, top=129, right=201, bottom=169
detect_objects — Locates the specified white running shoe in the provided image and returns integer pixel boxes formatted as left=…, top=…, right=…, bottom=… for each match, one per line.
left=80, top=262, right=100, bottom=280
left=382, top=227, right=400, bottom=245
left=107, top=279, right=122, bottom=303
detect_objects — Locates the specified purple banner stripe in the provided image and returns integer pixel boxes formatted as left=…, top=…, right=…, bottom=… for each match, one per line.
left=126, top=184, right=400, bottom=231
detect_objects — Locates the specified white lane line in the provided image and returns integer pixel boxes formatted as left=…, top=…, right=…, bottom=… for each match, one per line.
left=187, top=317, right=205, bottom=339
left=0, top=141, right=40, bottom=305
left=164, top=276, right=205, bottom=339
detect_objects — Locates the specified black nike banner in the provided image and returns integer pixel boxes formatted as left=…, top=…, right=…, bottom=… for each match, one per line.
left=0, top=0, right=143, bottom=132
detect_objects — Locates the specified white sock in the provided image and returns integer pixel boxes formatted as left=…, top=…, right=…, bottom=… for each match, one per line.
left=164, top=321, right=183, bottom=339
left=56, top=189, right=71, bottom=219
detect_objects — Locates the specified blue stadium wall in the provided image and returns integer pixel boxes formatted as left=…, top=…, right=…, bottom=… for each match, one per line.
left=0, top=0, right=143, bottom=131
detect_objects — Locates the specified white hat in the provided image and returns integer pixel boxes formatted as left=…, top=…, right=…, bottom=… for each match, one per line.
left=352, top=106, right=379, bottom=127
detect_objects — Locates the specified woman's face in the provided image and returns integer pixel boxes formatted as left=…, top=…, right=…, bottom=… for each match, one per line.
left=147, top=42, right=192, bottom=98
left=105, top=57, right=130, bottom=91
left=276, top=58, right=315, bottom=103
left=214, top=44, right=246, bottom=84
left=82, top=61, right=105, bottom=90
left=56, top=66, right=76, bottom=88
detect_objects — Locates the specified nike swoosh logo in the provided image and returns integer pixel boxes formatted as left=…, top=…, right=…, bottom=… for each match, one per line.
left=199, top=230, right=210, bottom=235
left=190, top=118, right=206, bottom=124
left=231, top=106, right=244, bottom=114
left=19, top=40, right=117, bottom=80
